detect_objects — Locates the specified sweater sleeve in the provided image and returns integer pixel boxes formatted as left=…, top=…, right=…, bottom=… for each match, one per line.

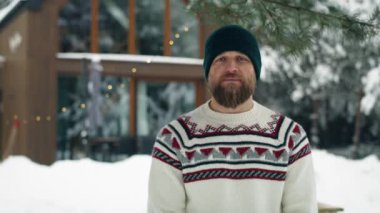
left=282, top=123, right=318, bottom=213
left=147, top=126, right=186, bottom=213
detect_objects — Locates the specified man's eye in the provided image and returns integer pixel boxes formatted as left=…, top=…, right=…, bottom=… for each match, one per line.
left=215, top=57, right=225, bottom=63
left=237, top=56, right=249, bottom=62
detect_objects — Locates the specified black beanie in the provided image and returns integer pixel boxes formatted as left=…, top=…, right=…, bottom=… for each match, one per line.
left=203, top=25, right=261, bottom=80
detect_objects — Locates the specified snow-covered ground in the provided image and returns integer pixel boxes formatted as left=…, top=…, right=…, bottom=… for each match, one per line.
left=0, top=149, right=379, bottom=213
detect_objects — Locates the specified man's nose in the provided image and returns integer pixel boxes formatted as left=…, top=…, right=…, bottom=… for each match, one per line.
left=225, top=60, right=238, bottom=73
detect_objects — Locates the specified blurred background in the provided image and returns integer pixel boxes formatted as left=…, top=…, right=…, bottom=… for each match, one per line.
left=0, top=0, right=379, bottom=166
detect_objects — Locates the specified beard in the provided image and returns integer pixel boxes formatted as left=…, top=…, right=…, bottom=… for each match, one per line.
left=210, top=74, right=255, bottom=109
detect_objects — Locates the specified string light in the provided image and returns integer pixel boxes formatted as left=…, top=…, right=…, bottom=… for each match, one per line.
left=183, top=26, right=189, bottom=32
left=80, top=103, right=86, bottom=109
left=175, top=33, right=180, bottom=39
left=5, top=115, right=54, bottom=125
left=80, top=130, right=88, bottom=138
left=61, top=107, right=67, bottom=112
left=131, top=67, right=137, bottom=73
left=169, top=40, right=174, bottom=46
left=107, top=84, right=113, bottom=90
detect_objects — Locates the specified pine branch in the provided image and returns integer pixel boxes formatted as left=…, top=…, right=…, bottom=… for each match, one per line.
left=263, top=0, right=378, bottom=29
left=187, top=0, right=380, bottom=55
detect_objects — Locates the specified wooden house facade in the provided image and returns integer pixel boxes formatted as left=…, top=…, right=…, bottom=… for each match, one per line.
left=0, top=0, right=212, bottom=164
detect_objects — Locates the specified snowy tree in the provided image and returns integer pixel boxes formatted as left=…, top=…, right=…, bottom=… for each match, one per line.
left=256, top=2, right=380, bottom=158
left=186, top=0, right=380, bottom=157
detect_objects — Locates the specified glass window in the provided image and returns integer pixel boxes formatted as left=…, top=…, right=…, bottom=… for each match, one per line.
left=57, top=74, right=130, bottom=159
left=137, top=81, right=195, bottom=137
left=59, top=0, right=199, bottom=57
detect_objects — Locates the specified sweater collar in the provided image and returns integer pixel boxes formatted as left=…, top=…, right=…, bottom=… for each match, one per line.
left=200, top=99, right=261, bottom=123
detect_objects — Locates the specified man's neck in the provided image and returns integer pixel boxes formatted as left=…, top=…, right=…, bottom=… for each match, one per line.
left=209, top=97, right=254, bottom=114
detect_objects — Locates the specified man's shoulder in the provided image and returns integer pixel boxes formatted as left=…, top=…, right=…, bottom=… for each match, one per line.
left=255, top=101, right=308, bottom=137
left=165, top=105, right=203, bottom=127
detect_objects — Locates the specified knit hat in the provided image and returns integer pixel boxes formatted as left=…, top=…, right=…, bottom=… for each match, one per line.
left=203, top=25, right=261, bottom=80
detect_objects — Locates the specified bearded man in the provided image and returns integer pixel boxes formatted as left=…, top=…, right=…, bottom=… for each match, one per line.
left=148, top=25, right=317, bottom=213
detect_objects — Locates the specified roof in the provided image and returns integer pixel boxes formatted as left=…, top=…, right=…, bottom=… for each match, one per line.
left=0, top=0, right=26, bottom=30
left=57, top=53, right=204, bottom=80
left=0, top=0, right=45, bottom=30
left=57, top=52, right=203, bottom=66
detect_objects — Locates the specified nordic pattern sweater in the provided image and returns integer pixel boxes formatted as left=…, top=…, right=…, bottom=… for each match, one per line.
left=148, top=100, right=317, bottom=213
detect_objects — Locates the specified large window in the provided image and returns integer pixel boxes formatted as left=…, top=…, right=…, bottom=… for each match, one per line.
left=57, top=74, right=130, bottom=159
left=137, top=81, right=195, bottom=137
left=59, top=0, right=199, bottom=57
left=57, top=74, right=196, bottom=159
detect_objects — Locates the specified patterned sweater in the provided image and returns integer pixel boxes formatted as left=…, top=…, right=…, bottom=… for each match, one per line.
left=148, top=100, right=317, bottom=213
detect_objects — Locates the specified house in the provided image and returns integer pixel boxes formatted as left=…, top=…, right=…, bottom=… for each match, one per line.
left=0, top=0, right=210, bottom=164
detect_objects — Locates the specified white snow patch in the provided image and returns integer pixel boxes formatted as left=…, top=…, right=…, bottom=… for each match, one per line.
left=361, top=67, right=380, bottom=114
left=1, top=150, right=380, bottom=213
left=310, top=64, right=338, bottom=89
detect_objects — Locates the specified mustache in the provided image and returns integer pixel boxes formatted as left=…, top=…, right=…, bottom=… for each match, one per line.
left=220, top=73, right=242, bottom=79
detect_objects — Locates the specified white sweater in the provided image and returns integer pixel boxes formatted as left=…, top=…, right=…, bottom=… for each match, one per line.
left=148, top=100, right=317, bottom=213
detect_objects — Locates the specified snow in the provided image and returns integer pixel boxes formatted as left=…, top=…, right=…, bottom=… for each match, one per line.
left=261, top=46, right=281, bottom=79
left=313, top=150, right=380, bottom=213
left=329, top=0, right=379, bottom=18
left=1, top=150, right=379, bottom=213
left=361, top=67, right=380, bottom=114
left=0, top=0, right=24, bottom=23
left=310, top=64, right=339, bottom=89
left=57, top=53, right=203, bottom=66
left=0, top=155, right=151, bottom=213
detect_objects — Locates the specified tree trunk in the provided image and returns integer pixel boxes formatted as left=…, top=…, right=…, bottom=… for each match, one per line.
left=352, top=88, right=364, bottom=159
left=310, top=96, right=321, bottom=148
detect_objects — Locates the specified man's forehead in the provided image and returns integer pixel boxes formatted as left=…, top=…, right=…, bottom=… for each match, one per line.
left=215, top=51, right=249, bottom=58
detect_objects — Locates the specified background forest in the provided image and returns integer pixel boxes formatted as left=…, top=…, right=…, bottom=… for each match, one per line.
left=58, top=0, right=380, bottom=159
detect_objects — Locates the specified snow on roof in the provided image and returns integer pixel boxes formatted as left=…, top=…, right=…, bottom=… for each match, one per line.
left=57, top=52, right=203, bottom=66
left=0, top=0, right=24, bottom=24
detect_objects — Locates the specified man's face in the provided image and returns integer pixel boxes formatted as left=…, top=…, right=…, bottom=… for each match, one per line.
left=208, top=51, right=256, bottom=109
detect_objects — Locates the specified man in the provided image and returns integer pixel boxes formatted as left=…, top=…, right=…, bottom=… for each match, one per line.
left=148, top=25, right=317, bottom=213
